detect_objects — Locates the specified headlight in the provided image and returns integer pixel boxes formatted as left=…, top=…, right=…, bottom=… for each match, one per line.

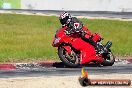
left=54, top=37, right=60, bottom=45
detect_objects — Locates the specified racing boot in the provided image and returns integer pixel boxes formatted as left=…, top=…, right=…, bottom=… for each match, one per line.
left=81, top=34, right=105, bottom=54
left=96, top=41, right=112, bottom=54
left=95, top=44, right=105, bottom=54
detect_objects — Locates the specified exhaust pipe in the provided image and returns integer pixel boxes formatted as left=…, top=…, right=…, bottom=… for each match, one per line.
left=104, top=41, right=112, bottom=50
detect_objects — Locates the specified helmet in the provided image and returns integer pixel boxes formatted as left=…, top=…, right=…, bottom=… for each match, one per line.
left=59, top=12, right=71, bottom=26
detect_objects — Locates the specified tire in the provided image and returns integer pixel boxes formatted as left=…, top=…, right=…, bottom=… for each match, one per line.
left=102, top=51, right=115, bottom=66
left=58, top=46, right=80, bottom=67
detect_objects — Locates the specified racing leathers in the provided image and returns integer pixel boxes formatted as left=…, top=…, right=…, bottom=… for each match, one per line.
left=63, top=17, right=102, bottom=54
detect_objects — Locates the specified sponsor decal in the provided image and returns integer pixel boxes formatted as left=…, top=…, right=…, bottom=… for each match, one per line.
left=79, top=68, right=131, bottom=86
left=74, top=23, right=80, bottom=29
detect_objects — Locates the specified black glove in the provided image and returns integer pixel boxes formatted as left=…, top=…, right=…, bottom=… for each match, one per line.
left=65, top=28, right=75, bottom=35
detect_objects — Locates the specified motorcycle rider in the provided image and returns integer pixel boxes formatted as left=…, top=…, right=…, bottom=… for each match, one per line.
left=59, top=12, right=103, bottom=54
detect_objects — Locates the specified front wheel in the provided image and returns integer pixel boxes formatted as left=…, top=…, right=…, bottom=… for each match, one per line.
left=58, top=46, right=80, bottom=67
left=102, top=50, right=115, bottom=66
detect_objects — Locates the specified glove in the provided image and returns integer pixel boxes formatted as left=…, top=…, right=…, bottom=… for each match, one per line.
left=65, top=30, right=71, bottom=35
left=65, top=28, right=75, bottom=35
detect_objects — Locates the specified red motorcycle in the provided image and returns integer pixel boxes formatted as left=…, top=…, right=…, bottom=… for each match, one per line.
left=52, top=26, right=115, bottom=67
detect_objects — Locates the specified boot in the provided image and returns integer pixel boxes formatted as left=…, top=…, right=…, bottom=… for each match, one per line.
left=95, top=44, right=104, bottom=54
left=88, top=38, right=104, bottom=54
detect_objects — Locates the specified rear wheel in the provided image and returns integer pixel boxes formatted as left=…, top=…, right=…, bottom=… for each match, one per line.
left=58, top=46, right=80, bottom=67
left=102, top=50, right=115, bottom=66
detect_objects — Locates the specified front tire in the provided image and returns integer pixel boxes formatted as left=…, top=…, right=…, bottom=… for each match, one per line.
left=58, top=46, right=80, bottom=67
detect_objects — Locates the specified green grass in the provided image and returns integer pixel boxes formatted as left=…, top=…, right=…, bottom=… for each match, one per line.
left=81, top=18, right=132, bottom=56
left=0, top=13, right=132, bottom=62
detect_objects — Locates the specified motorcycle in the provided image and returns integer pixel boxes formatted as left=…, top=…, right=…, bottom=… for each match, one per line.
left=52, top=26, right=115, bottom=67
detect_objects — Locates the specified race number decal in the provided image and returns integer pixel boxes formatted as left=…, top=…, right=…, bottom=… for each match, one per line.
left=74, top=23, right=80, bottom=29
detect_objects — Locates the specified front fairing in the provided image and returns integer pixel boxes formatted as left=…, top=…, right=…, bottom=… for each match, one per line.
left=52, top=27, right=71, bottom=47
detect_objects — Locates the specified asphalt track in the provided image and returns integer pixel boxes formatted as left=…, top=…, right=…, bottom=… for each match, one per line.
left=0, top=9, right=132, bottom=78
left=0, top=61, right=132, bottom=78
left=0, top=9, right=132, bottom=19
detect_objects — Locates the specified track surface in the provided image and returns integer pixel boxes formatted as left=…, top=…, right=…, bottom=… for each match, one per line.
left=0, top=9, right=132, bottom=19
left=0, top=62, right=132, bottom=78
left=0, top=9, right=132, bottom=78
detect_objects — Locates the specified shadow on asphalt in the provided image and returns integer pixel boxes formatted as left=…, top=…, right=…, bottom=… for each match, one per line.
left=52, top=62, right=102, bottom=68
left=0, top=62, right=132, bottom=78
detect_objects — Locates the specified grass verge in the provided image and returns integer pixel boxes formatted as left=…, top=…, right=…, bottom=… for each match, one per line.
left=0, top=13, right=132, bottom=62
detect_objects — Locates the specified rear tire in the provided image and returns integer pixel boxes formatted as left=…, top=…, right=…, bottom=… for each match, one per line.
left=58, top=46, right=80, bottom=67
left=102, top=51, right=115, bottom=66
